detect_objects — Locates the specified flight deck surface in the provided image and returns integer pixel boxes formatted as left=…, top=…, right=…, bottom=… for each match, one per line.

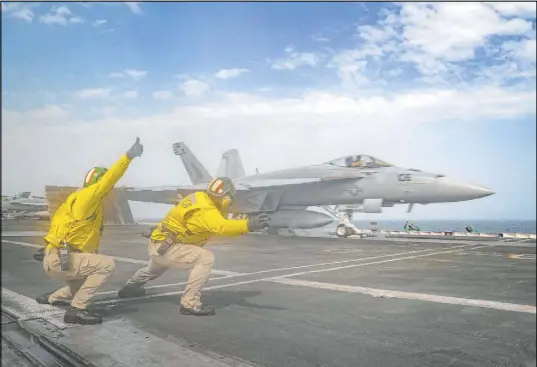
left=2, top=220, right=536, bottom=367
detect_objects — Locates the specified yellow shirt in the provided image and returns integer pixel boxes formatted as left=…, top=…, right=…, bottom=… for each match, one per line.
left=44, top=154, right=132, bottom=253
left=151, top=192, right=249, bottom=246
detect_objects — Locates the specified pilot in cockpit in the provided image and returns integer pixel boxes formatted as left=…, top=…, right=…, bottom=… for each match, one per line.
left=362, top=156, right=374, bottom=168
left=346, top=155, right=364, bottom=168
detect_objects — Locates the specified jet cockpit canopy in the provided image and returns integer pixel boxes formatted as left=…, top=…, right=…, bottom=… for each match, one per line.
left=326, top=155, right=393, bottom=169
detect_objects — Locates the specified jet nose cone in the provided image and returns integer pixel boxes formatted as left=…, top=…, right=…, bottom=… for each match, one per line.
left=437, top=178, right=495, bottom=201
left=458, top=183, right=495, bottom=199
left=474, top=186, right=495, bottom=198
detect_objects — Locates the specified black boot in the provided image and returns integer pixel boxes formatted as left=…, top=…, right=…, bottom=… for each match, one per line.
left=35, top=292, right=70, bottom=306
left=118, top=285, right=146, bottom=298
left=180, top=304, right=216, bottom=316
left=63, top=307, right=102, bottom=325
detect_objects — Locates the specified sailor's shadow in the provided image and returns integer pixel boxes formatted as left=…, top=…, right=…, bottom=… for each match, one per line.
left=102, top=290, right=286, bottom=311
left=202, top=290, right=287, bottom=311
left=87, top=304, right=140, bottom=318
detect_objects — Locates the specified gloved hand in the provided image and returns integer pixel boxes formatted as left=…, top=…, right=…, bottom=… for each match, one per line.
left=33, top=247, right=45, bottom=262
left=141, top=226, right=157, bottom=239
left=247, top=213, right=271, bottom=232
left=126, top=137, right=144, bottom=159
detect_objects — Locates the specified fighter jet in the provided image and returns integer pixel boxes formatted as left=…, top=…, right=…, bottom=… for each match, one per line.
left=1, top=192, right=50, bottom=220
left=123, top=142, right=494, bottom=235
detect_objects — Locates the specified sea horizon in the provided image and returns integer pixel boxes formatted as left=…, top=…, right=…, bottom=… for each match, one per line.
left=136, top=218, right=536, bottom=234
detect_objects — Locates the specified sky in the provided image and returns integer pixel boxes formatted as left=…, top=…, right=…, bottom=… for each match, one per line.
left=2, top=1, right=536, bottom=221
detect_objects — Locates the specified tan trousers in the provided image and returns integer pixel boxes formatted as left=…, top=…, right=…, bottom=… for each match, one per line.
left=124, top=240, right=215, bottom=308
left=42, top=247, right=116, bottom=309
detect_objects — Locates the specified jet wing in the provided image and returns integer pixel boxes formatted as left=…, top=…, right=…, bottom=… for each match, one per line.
left=235, top=178, right=326, bottom=189
left=124, top=185, right=206, bottom=204
left=9, top=201, right=45, bottom=207
left=123, top=183, right=282, bottom=212
left=124, top=176, right=363, bottom=212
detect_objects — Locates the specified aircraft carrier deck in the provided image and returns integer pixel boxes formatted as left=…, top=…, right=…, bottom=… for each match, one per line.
left=2, top=220, right=536, bottom=367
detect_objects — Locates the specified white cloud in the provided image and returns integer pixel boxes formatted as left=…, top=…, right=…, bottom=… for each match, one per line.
left=180, top=79, right=210, bottom=97
left=153, top=90, right=174, bottom=100
left=7, top=105, right=70, bottom=122
left=328, top=50, right=371, bottom=88
left=171, top=87, right=535, bottom=123
left=123, top=69, right=147, bottom=80
left=313, top=35, right=330, bottom=43
left=25, top=85, right=534, bottom=128
left=2, top=3, right=36, bottom=22
left=108, top=69, right=147, bottom=80
left=108, top=72, right=125, bottom=78
left=93, top=19, right=107, bottom=27
left=124, top=2, right=143, bottom=15
left=39, top=5, right=84, bottom=26
left=486, top=2, right=537, bottom=18
left=398, top=3, right=532, bottom=62
left=75, top=88, right=111, bottom=99
left=271, top=48, right=321, bottom=70
left=503, top=38, right=537, bottom=62
left=69, top=17, right=84, bottom=24
left=328, top=2, right=536, bottom=88
left=123, top=90, right=138, bottom=99
left=214, top=68, right=250, bottom=80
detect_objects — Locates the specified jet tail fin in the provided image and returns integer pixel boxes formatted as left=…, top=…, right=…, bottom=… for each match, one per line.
left=216, top=149, right=246, bottom=179
left=172, top=142, right=213, bottom=185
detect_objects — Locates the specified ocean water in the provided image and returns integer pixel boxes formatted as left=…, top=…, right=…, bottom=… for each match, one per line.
left=349, top=220, right=536, bottom=234
left=138, top=218, right=536, bottom=234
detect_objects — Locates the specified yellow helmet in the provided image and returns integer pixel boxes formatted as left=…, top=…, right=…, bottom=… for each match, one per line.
left=207, top=177, right=236, bottom=209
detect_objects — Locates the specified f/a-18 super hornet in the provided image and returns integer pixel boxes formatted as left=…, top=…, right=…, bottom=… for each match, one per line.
left=1, top=192, right=50, bottom=220
left=120, top=142, right=494, bottom=236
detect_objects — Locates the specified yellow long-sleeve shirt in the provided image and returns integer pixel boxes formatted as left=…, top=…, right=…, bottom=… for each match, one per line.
left=44, top=154, right=133, bottom=253
left=151, top=192, right=249, bottom=246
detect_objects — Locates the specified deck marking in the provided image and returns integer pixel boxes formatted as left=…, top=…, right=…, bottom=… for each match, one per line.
left=3, top=239, right=476, bottom=296
left=271, top=245, right=488, bottom=279
left=269, top=278, right=536, bottom=314
left=92, top=244, right=476, bottom=305
left=1, top=240, right=241, bottom=277
left=3, top=239, right=463, bottom=276
left=1, top=231, right=47, bottom=237
left=4, top=243, right=530, bottom=314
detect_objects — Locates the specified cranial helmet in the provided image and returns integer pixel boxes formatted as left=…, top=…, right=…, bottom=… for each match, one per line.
left=206, top=177, right=236, bottom=209
left=83, top=167, right=108, bottom=188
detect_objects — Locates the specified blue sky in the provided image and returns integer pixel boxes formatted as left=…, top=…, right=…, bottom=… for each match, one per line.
left=2, top=2, right=536, bottom=220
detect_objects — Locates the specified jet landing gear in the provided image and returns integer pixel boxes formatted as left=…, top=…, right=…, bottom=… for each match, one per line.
left=322, top=206, right=364, bottom=239
left=335, top=224, right=354, bottom=238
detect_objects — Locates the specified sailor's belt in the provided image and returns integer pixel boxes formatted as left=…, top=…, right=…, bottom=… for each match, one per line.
left=151, top=239, right=175, bottom=244
left=59, top=247, right=83, bottom=253
left=47, top=245, right=83, bottom=254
